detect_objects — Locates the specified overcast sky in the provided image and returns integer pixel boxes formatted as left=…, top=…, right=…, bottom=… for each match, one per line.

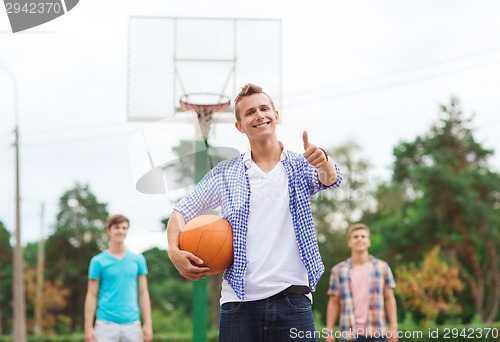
left=1, top=0, right=500, bottom=253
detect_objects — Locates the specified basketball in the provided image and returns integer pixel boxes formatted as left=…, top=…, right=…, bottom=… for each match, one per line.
left=179, top=215, right=233, bottom=275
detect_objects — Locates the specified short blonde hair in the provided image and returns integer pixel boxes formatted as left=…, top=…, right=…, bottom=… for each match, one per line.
left=347, top=223, right=370, bottom=239
left=106, top=214, right=129, bottom=230
left=234, top=83, right=276, bottom=121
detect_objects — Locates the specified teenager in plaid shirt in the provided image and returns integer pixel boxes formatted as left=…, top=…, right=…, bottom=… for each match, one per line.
left=326, top=223, right=398, bottom=342
left=167, top=83, right=342, bottom=341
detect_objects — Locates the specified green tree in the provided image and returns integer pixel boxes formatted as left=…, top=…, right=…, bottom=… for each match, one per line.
left=143, top=247, right=183, bottom=284
left=142, top=247, right=192, bottom=314
left=397, top=246, right=464, bottom=325
left=45, top=183, right=108, bottom=332
left=0, top=221, right=13, bottom=335
left=387, top=97, right=500, bottom=322
left=164, top=139, right=236, bottom=194
left=361, top=182, right=421, bottom=263
left=24, top=263, right=70, bottom=334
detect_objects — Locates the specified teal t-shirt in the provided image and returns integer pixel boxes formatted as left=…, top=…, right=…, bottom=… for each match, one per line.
left=88, top=250, right=148, bottom=324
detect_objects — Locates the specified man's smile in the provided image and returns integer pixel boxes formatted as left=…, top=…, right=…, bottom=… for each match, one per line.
left=253, top=121, right=270, bottom=128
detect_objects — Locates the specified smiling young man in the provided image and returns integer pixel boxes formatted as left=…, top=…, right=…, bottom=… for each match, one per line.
left=84, top=214, right=153, bottom=342
left=326, top=224, right=398, bottom=342
left=167, top=83, right=343, bottom=341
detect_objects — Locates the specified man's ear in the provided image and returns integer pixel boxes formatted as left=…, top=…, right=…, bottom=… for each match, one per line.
left=235, top=121, right=245, bottom=133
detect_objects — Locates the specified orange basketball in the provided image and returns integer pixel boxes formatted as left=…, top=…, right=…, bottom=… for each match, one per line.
left=179, top=215, right=233, bottom=275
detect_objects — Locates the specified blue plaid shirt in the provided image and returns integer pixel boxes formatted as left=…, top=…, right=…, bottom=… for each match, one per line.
left=174, top=149, right=342, bottom=300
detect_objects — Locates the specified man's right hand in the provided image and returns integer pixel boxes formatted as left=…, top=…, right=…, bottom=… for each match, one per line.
left=168, top=247, right=210, bottom=280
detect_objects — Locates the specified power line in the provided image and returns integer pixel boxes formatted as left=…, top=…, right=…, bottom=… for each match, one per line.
left=285, top=58, right=500, bottom=109
left=20, top=128, right=136, bottom=148
left=21, top=121, right=133, bottom=136
left=285, top=46, right=500, bottom=99
left=0, top=142, right=12, bottom=151
left=0, top=130, right=13, bottom=140
left=12, top=121, right=156, bottom=148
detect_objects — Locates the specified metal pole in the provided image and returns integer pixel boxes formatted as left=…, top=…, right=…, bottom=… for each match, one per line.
left=1, top=64, right=27, bottom=342
left=192, top=139, right=209, bottom=342
left=14, top=124, right=27, bottom=342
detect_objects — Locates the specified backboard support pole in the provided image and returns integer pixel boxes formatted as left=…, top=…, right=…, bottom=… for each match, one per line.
left=193, top=138, right=211, bottom=342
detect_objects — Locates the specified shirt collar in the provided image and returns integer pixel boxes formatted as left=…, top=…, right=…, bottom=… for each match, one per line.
left=243, top=141, right=289, bottom=168
left=347, top=255, right=375, bottom=269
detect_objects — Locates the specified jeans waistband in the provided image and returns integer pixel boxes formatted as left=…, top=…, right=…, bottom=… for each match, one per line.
left=275, top=285, right=311, bottom=296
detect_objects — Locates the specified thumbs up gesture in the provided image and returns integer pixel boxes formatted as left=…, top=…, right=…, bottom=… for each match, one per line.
left=303, top=130, right=328, bottom=168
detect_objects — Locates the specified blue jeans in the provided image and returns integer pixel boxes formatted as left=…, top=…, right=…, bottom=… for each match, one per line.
left=219, top=294, right=316, bottom=341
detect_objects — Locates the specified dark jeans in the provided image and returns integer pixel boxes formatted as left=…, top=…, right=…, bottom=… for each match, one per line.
left=219, top=294, right=316, bottom=341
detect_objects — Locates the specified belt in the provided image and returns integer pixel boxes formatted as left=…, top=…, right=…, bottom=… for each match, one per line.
left=276, top=285, right=311, bottom=296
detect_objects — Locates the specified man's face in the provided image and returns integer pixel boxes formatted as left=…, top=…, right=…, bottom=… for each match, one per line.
left=348, top=229, right=371, bottom=252
left=107, top=221, right=129, bottom=243
left=235, top=93, right=279, bottom=141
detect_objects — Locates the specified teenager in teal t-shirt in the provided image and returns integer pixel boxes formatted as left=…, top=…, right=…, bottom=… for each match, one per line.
left=84, top=214, right=153, bottom=342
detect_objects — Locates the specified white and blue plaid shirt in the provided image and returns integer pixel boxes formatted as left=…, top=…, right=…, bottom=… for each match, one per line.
left=174, top=147, right=342, bottom=300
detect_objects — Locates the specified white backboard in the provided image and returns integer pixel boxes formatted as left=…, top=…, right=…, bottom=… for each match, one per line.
left=127, top=17, right=282, bottom=123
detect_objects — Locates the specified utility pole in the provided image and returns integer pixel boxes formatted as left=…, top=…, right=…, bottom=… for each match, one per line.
left=34, top=202, right=46, bottom=335
left=2, top=63, right=27, bottom=342
left=13, top=121, right=26, bottom=342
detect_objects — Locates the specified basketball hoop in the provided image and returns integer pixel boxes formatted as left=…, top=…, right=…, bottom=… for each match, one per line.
left=179, top=93, right=231, bottom=139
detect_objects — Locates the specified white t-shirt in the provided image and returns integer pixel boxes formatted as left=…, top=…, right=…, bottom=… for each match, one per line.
left=221, top=148, right=310, bottom=304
